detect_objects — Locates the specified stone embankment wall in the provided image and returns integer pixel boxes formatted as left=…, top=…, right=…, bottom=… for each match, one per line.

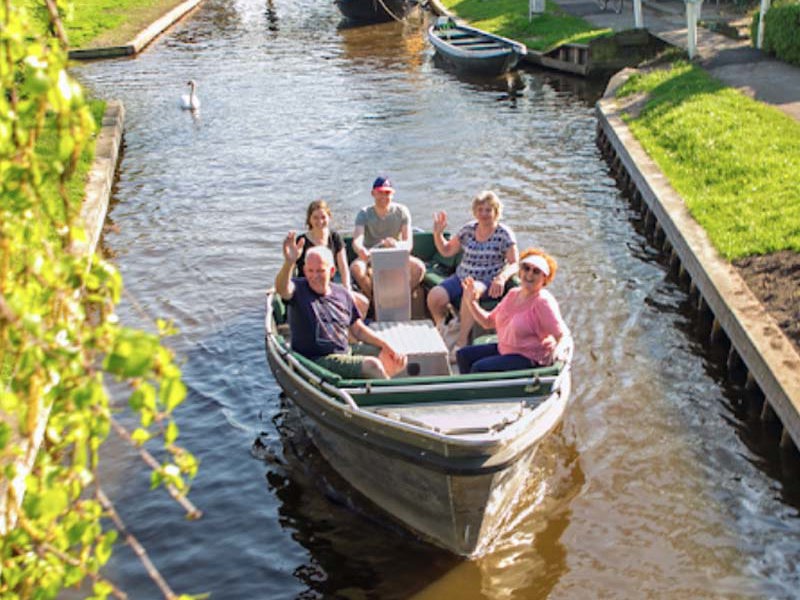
left=596, top=72, right=800, bottom=460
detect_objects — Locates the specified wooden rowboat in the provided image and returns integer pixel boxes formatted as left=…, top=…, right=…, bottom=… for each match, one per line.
left=264, top=235, right=573, bottom=555
left=428, top=17, right=527, bottom=77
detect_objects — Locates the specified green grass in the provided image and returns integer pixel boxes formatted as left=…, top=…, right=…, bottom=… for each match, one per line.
left=439, top=0, right=612, bottom=51
left=26, top=0, right=188, bottom=48
left=35, top=100, right=107, bottom=209
left=617, top=62, right=800, bottom=260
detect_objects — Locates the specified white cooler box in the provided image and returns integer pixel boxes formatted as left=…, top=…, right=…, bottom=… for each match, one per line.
left=369, top=320, right=450, bottom=377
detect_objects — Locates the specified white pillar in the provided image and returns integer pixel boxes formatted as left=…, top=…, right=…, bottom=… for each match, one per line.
left=529, top=0, right=545, bottom=20
left=686, top=0, right=702, bottom=59
left=634, top=0, right=644, bottom=28
left=756, top=0, right=771, bottom=49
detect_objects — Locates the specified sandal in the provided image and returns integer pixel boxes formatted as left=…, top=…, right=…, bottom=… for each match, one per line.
left=448, top=344, right=462, bottom=364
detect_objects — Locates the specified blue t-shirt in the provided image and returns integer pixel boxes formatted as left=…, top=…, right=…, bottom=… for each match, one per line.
left=287, top=278, right=359, bottom=359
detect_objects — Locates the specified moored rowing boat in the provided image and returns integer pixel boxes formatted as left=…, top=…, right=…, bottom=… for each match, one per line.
left=428, top=17, right=527, bottom=77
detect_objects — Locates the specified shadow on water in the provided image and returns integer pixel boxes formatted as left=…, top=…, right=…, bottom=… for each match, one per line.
left=617, top=181, right=800, bottom=513
left=337, top=17, right=428, bottom=71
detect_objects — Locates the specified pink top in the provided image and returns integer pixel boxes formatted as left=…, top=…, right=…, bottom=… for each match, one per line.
left=488, top=288, right=567, bottom=366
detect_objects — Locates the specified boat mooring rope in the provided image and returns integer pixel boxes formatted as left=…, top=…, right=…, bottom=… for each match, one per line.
left=374, top=0, right=405, bottom=23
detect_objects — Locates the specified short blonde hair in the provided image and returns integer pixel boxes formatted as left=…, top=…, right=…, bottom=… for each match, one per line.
left=519, top=248, right=557, bottom=286
left=471, top=190, right=502, bottom=221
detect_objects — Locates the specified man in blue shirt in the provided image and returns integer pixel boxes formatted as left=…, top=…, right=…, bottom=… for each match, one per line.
left=275, top=231, right=406, bottom=379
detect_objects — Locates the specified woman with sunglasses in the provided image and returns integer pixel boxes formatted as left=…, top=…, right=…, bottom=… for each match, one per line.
left=455, top=248, right=568, bottom=374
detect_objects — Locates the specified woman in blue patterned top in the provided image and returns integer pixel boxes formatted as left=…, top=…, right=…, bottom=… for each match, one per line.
left=428, top=191, right=519, bottom=360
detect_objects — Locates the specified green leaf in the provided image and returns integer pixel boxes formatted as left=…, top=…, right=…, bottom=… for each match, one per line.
left=103, top=328, right=159, bottom=377
left=130, top=428, right=151, bottom=445
left=160, top=377, right=186, bottom=412
left=0, top=422, right=10, bottom=450
left=165, top=420, right=179, bottom=445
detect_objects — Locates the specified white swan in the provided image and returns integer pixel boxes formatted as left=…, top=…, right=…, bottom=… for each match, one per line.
left=180, top=80, right=201, bottom=111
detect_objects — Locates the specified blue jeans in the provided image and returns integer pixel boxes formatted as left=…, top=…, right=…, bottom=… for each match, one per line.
left=456, top=343, right=534, bottom=374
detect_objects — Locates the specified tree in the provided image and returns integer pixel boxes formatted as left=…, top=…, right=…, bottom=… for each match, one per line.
left=1, top=1, right=199, bottom=597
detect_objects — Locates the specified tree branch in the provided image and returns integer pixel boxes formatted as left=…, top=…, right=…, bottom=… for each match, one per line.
left=43, top=0, right=69, bottom=47
left=109, top=417, right=203, bottom=519
left=96, top=487, right=179, bottom=600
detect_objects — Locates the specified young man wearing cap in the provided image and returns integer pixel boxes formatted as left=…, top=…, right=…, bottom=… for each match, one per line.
left=350, top=176, right=426, bottom=300
left=276, top=232, right=406, bottom=379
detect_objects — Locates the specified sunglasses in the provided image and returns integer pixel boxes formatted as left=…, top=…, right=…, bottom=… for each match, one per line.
left=520, top=263, right=544, bottom=275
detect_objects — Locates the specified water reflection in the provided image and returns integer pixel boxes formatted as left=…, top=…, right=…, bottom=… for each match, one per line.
left=338, top=17, right=427, bottom=72
left=255, top=398, right=461, bottom=598
left=408, top=435, right=582, bottom=600
left=265, top=0, right=279, bottom=31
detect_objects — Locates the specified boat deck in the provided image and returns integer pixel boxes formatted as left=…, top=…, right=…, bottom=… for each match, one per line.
left=369, top=399, right=531, bottom=441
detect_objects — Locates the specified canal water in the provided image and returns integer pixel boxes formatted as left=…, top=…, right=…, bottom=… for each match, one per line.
left=73, top=0, right=800, bottom=597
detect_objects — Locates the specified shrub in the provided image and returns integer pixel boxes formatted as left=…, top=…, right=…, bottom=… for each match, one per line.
left=751, top=2, right=800, bottom=66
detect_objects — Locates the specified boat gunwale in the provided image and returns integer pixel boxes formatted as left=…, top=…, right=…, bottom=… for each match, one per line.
left=269, top=343, right=571, bottom=475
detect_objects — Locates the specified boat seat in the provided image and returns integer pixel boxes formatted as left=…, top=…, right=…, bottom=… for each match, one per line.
left=277, top=332, right=563, bottom=407
left=341, top=364, right=564, bottom=406
left=450, top=40, right=503, bottom=48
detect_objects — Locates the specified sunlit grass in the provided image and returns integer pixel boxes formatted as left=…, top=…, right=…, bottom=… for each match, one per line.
left=618, top=62, right=800, bottom=260
left=35, top=100, right=107, bottom=208
left=25, top=0, right=189, bottom=48
left=439, top=0, right=612, bottom=51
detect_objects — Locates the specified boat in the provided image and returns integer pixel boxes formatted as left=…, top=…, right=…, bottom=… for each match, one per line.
left=334, top=0, right=415, bottom=24
left=427, top=17, right=527, bottom=77
left=264, top=233, right=574, bottom=556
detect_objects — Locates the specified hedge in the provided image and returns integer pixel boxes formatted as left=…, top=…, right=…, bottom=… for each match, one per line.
left=751, top=2, right=800, bottom=66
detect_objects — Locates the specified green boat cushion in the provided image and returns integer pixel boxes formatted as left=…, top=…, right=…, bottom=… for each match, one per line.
left=472, top=333, right=498, bottom=345
left=340, top=363, right=563, bottom=406
left=272, top=295, right=287, bottom=325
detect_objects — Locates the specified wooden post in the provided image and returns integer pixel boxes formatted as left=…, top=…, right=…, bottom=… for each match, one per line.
left=780, top=427, right=796, bottom=452
left=761, top=399, right=777, bottom=422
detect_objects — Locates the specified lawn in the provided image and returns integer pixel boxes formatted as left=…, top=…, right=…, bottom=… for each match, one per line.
left=617, top=62, right=800, bottom=260
left=438, top=0, right=612, bottom=51
left=26, top=0, right=190, bottom=48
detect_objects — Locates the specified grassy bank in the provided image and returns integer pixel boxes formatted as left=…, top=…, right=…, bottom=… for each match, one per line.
left=26, top=0, right=189, bottom=48
left=617, top=62, right=800, bottom=260
left=439, top=0, right=611, bottom=51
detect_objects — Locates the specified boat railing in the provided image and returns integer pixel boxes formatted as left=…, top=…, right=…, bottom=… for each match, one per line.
left=341, top=374, right=558, bottom=397
left=550, top=333, right=574, bottom=394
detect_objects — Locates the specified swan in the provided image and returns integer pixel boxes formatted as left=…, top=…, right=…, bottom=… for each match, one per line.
left=180, top=80, right=201, bottom=111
